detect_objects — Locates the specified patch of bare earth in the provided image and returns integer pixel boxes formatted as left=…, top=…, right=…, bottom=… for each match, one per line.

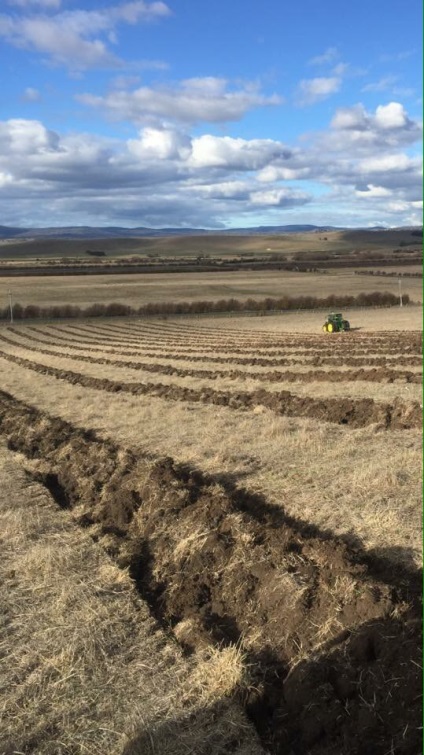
left=0, top=392, right=421, bottom=755
left=0, top=441, right=263, bottom=755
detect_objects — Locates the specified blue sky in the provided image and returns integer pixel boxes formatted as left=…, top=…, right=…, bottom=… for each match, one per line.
left=0, top=0, right=422, bottom=228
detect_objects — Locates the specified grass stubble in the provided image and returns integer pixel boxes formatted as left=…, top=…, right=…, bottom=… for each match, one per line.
left=0, top=444, right=262, bottom=755
left=0, top=309, right=421, bottom=753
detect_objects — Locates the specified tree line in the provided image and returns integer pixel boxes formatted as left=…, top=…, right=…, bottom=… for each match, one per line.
left=0, top=291, right=410, bottom=321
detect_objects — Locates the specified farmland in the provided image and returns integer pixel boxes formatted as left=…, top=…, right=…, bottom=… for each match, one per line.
left=0, top=267, right=422, bottom=310
left=0, top=305, right=422, bottom=754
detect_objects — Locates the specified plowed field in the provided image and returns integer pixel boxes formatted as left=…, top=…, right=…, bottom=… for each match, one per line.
left=0, top=313, right=422, bottom=755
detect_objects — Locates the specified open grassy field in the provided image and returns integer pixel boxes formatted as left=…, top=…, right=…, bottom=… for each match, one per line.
left=0, top=307, right=421, bottom=754
left=0, top=268, right=422, bottom=309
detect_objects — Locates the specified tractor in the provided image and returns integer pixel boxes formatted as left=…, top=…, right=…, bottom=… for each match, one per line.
left=322, top=312, right=350, bottom=333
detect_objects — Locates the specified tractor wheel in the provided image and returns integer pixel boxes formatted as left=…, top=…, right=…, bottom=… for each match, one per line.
left=343, top=320, right=350, bottom=331
left=327, top=323, right=334, bottom=333
left=322, top=324, right=328, bottom=332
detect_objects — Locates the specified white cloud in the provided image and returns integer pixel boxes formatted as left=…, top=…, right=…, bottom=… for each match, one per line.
left=111, top=1, right=170, bottom=23
left=0, top=1, right=171, bottom=70
left=362, top=76, right=398, bottom=93
left=374, top=102, right=408, bottom=129
left=331, top=104, right=368, bottom=130
left=78, top=78, right=283, bottom=124
left=331, top=62, right=349, bottom=77
left=22, top=86, right=41, bottom=101
left=0, top=119, right=59, bottom=153
left=257, top=165, right=310, bottom=182
left=195, top=181, right=250, bottom=200
left=0, top=110, right=421, bottom=229
left=189, top=135, right=289, bottom=169
left=308, top=47, right=339, bottom=66
left=358, top=154, right=420, bottom=173
left=249, top=188, right=310, bottom=206
left=296, top=76, right=341, bottom=105
left=128, top=127, right=191, bottom=160
left=328, top=102, right=422, bottom=152
left=0, top=171, right=14, bottom=187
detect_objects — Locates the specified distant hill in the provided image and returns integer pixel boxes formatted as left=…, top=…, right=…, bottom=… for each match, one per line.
left=0, top=223, right=368, bottom=240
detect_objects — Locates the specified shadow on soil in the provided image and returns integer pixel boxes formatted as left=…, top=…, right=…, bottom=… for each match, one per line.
left=121, top=611, right=422, bottom=755
left=122, top=699, right=263, bottom=755
left=179, top=466, right=421, bottom=600
left=0, top=389, right=421, bottom=755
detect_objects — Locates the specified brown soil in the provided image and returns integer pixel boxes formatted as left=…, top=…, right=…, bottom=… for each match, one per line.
left=0, top=390, right=421, bottom=755
left=1, top=332, right=420, bottom=384
left=31, top=323, right=423, bottom=357
left=0, top=349, right=421, bottom=429
left=9, top=328, right=421, bottom=366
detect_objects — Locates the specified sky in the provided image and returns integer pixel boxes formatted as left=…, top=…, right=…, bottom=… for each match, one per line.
left=0, top=0, right=422, bottom=229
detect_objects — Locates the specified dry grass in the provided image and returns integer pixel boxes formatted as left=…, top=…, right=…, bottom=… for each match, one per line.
left=1, top=336, right=421, bottom=403
left=184, top=305, right=423, bottom=333
left=0, top=268, right=422, bottom=308
left=0, top=355, right=421, bottom=568
left=0, top=444, right=262, bottom=755
left=185, top=645, right=249, bottom=706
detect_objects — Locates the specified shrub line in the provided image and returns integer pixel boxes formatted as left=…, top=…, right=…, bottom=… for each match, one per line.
left=0, top=291, right=410, bottom=321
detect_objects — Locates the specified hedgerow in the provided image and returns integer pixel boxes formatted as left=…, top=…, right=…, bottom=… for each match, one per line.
left=0, top=291, right=409, bottom=321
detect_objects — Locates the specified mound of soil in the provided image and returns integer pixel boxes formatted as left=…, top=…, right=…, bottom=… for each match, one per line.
left=0, top=390, right=421, bottom=755
left=0, top=349, right=421, bottom=429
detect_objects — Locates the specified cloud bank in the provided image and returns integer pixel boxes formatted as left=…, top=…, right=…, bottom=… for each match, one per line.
left=0, top=99, right=421, bottom=228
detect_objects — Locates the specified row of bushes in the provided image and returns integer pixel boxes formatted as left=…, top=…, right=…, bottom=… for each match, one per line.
left=0, top=291, right=409, bottom=322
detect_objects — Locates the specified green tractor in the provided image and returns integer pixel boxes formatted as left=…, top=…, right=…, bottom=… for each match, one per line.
left=322, top=312, right=350, bottom=333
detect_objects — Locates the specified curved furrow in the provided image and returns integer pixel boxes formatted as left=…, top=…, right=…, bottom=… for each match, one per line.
left=0, top=332, right=421, bottom=385
left=13, top=328, right=422, bottom=364
left=44, top=323, right=422, bottom=356
left=0, top=349, right=420, bottom=429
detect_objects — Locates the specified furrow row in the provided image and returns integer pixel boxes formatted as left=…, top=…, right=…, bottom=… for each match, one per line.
left=44, top=324, right=422, bottom=356
left=5, top=330, right=420, bottom=367
left=0, top=333, right=420, bottom=385
left=0, top=349, right=420, bottom=429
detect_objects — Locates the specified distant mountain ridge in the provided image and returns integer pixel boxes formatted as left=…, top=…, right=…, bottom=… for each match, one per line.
left=0, top=223, right=395, bottom=240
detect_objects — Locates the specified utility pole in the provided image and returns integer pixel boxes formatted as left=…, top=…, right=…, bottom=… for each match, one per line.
left=8, top=290, right=13, bottom=324
left=398, top=278, right=403, bottom=308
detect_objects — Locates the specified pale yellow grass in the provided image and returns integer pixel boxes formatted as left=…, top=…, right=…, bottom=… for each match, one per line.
left=0, top=359, right=421, bottom=568
left=189, top=305, right=423, bottom=334
left=0, top=339, right=421, bottom=404
left=0, top=444, right=262, bottom=755
left=0, top=269, right=422, bottom=308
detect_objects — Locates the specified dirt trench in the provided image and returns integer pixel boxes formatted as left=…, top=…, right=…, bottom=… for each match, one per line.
left=0, top=390, right=421, bottom=755
left=0, top=349, right=421, bottom=429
